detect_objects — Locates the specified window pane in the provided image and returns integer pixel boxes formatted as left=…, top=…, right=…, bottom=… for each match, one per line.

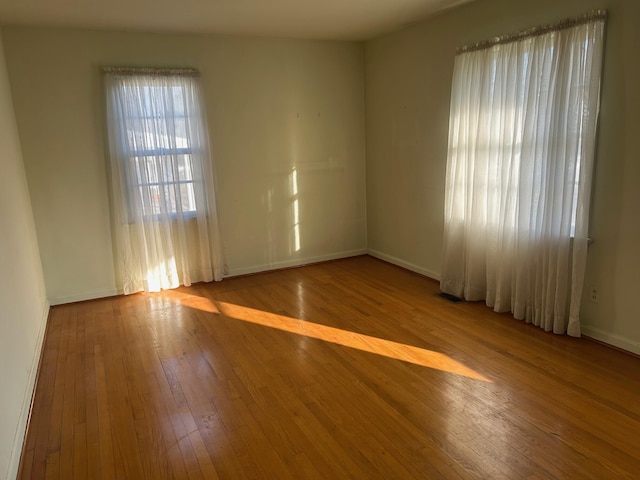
left=179, top=182, right=197, bottom=212
left=174, top=118, right=189, bottom=149
left=143, top=184, right=161, bottom=216
left=162, top=185, right=177, bottom=214
left=161, top=155, right=176, bottom=183
left=177, top=155, right=194, bottom=181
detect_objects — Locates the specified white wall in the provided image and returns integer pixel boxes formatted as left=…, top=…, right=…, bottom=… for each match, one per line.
left=365, top=0, right=640, bottom=353
left=1, top=27, right=367, bottom=304
left=0, top=31, right=49, bottom=480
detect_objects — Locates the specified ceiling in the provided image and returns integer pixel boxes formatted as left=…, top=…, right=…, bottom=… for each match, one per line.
left=0, top=0, right=475, bottom=41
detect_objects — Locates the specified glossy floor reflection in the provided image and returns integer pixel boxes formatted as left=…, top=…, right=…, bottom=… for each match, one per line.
left=20, top=256, right=640, bottom=479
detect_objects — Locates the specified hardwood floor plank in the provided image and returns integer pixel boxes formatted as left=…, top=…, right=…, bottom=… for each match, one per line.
left=18, top=255, right=640, bottom=479
left=25, top=314, right=60, bottom=479
left=93, top=343, right=116, bottom=479
left=59, top=309, right=77, bottom=479
left=145, top=370, right=191, bottom=479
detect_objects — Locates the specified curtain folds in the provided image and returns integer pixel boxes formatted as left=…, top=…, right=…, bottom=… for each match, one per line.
left=441, top=15, right=605, bottom=336
left=105, top=70, right=225, bottom=294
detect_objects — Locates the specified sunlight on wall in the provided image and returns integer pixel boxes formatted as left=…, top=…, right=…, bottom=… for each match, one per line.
left=290, top=166, right=301, bottom=252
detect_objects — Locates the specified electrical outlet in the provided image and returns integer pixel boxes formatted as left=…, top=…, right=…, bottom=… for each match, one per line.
left=589, top=286, right=600, bottom=304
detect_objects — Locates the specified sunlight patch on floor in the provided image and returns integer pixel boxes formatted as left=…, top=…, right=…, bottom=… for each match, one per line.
left=164, top=290, right=490, bottom=382
left=162, top=290, right=221, bottom=313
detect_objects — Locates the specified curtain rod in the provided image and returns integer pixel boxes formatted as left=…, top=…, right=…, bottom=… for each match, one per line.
left=456, top=9, right=607, bottom=55
left=103, top=66, right=200, bottom=77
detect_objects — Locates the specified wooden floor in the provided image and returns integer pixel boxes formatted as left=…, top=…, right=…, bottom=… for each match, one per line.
left=19, top=255, right=640, bottom=479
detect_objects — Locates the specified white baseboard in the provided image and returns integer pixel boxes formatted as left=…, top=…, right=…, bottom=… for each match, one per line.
left=49, top=288, right=120, bottom=306
left=226, top=249, right=368, bottom=277
left=367, top=249, right=441, bottom=281
left=8, top=299, right=50, bottom=480
left=581, top=325, right=640, bottom=356
left=48, top=251, right=370, bottom=304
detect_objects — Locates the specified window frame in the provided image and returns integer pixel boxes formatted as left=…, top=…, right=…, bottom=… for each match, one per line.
left=112, top=79, right=203, bottom=220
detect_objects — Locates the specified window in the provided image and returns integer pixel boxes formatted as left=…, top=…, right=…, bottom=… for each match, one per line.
left=104, top=68, right=224, bottom=294
left=441, top=12, right=605, bottom=336
left=106, top=71, right=208, bottom=219
left=123, top=83, right=198, bottom=217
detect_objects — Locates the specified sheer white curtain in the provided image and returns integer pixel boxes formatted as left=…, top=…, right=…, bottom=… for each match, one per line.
left=441, top=13, right=605, bottom=336
left=105, top=68, right=224, bottom=294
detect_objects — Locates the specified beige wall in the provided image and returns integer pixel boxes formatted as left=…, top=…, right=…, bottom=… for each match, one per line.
left=1, top=27, right=367, bottom=304
left=365, top=0, right=640, bottom=353
left=0, top=31, right=49, bottom=480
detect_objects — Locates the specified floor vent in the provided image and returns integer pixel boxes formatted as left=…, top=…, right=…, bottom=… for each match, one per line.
left=438, top=292, right=463, bottom=303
